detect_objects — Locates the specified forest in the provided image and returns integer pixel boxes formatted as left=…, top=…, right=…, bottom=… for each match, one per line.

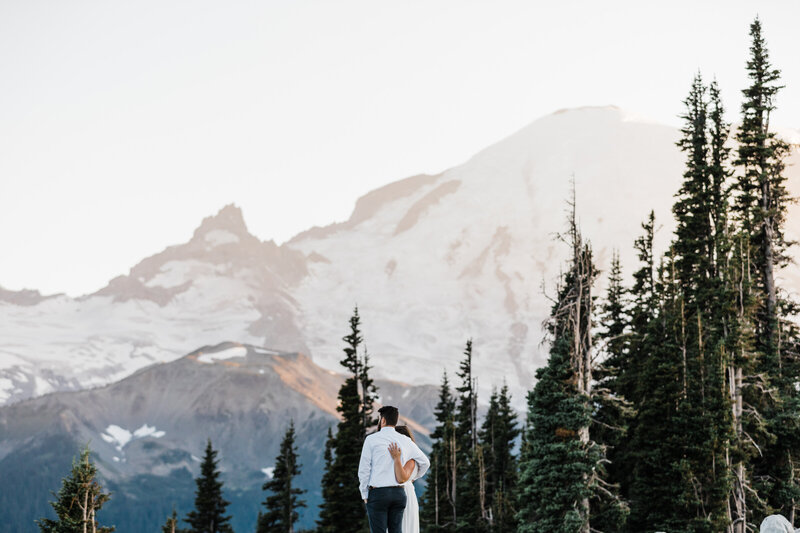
left=37, top=18, right=799, bottom=533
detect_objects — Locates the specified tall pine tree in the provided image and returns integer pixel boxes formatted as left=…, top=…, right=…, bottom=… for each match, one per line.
left=257, top=421, right=306, bottom=533
left=478, top=384, right=519, bottom=532
left=454, top=340, right=486, bottom=532
left=733, top=18, right=800, bottom=525
left=421, top=372, right=458, bottom=532
left=38, top=447, right=114, bottom=533
left=669, top=72, right=734, bottom=532
left=317, top=308, right=377, bottom=533
left=184, top=440, right=234, bottom=533
left=317, top=427, right=336, bottom=530
left=592, top=251, right=633, bottom=532
left=517, top=198, right=615, bottom=533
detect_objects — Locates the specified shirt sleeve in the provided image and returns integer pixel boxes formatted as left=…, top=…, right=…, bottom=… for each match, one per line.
left=407, top=440, right=430, bottom=481
left=358, top=437, right=372, bottom=500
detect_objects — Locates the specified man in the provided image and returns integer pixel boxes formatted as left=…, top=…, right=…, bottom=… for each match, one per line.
left=358, top=405, right=430, bottom=533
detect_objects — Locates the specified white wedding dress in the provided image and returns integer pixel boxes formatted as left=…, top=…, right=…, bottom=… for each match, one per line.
left=402, top=464, right=420, bottom=533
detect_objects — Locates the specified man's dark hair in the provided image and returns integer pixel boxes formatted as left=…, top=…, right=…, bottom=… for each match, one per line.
left=378, top=405, right=399, bottom=426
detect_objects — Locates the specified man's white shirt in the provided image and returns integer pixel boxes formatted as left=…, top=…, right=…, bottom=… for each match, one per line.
left=358, top=427, right=430, bottom=500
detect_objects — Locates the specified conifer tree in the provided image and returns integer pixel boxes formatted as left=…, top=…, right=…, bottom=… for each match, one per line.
left=733, top=18, right=792, bottom=351
left=257, top=422, right=306, bottom=533
left=478, top=384, right=519, bottom=532
left=421, top=372, right=458, bottom=532
left=619, top=214, right=698, bottom=532
left=359, top=348, right=378, bottom=436
left=626, top=248, right=693, bottom=533
left=162, top=508, right=179, bottom=533
left=517, top=200, right=612, bottom=533
left=732, top=18, right=800, bottom=524
left=38, top=447, right=114, bottom=533
left=592, top=251, right=633, bottom=532
left=669, top=73, right=734, bottom=532
left=317, top=428, right=336, bottom=530
left=184, top=440, right=234, bottom=533
left=456, top=340, right=478, bottom=457
left=317, top=308, right=376, bottom=533
left=453, top=340, right=486, bottom=532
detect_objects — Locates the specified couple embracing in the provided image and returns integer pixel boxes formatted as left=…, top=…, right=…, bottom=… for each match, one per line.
left=358, top=405, right=430, bottom=533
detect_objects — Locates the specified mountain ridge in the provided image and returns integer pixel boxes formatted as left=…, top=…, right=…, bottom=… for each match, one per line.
left=1, top=105, right=799, bottom=410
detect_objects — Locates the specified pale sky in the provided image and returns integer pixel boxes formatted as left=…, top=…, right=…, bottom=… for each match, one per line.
left=1, top=0, right=798, bottom=296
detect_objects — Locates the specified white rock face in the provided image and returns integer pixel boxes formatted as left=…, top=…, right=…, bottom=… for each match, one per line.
left=1, top=106, right=798, bottom=408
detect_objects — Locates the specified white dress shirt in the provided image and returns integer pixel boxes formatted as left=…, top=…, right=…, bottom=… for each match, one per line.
left=358, top=426, right=430, bottom=500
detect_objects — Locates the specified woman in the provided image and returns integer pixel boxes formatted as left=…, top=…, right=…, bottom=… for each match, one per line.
left=388, top=425, right=419, bottom=533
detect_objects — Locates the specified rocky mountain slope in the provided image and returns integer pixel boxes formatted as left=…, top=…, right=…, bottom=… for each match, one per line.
left=0, top=342, right=437, bottom=532
left=1, top=106, right=798, bottom=410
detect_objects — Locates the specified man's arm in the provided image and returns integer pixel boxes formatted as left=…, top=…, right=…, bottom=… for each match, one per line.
left=357, top=437, right=372, bottom=501
left=406, top=440, right=430, bottom=481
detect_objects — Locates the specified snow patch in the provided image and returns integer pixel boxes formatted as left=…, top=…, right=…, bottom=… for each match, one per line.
left=133, top=424, right=166, bottom=439
left=205, top=229, right=240, bottom=247
left=101, top=423, right=166, bottom=451
left=0, top=381, right=10, bottom=402
left=33, top=376, right=54, bottom=396
left=197, top=346, right=247, bottom=363
left=101, top=425, right=132, bottom=451
left=402, top=389, right=410, bottom=399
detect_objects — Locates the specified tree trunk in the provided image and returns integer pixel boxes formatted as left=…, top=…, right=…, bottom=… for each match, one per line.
left=730, top=363, right=746, bottom=533
left=761, top=182, right=777, bottom=351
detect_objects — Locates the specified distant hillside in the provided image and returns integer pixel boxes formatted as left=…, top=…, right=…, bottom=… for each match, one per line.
left=0, top=342, right=437, bottom=532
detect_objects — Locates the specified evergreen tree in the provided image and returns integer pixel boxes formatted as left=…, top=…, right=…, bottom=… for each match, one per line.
left=733, top=18, right=792, bottom=351
left=257, top=422, right=306, bottom=533
left=359, top=347, right=379, bottom=436
left=669, top=73, right=734, bottom=532
left=317, top=428, right=336, bottom=530
left=162, top=508, right=179, bottom=533
left=456, top=340, right=478, bottom=457
left=732, top=18, right=800, bottom=524
left=421, top=372, right=458, bottom=532
left=517, top=200, right=610, bottom=533
left=478, top=384, right=519, bottom=532
left=38, top=446, right=114, bottom=533
left=184, top=440, right=234, bottom=533
left=592, top=251, right=633, bottom=532
left=454, top=340, right=485, bottom=532
left=626, top=249, right=694, bottom=533
left=317, top=308, right=376, bottom=533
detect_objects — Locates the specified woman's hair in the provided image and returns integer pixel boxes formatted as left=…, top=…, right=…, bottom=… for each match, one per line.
left=395, top=425, right=415, bottom=442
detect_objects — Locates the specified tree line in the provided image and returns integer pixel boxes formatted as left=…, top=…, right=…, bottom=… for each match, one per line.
left=36, top=17, right=799, bottom=533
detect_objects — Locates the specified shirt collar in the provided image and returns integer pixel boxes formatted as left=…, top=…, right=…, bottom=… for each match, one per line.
left=379, top=426, right=397, bottom=433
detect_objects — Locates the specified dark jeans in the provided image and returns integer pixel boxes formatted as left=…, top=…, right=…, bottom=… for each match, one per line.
left=366, top=486, right=407, bottom=533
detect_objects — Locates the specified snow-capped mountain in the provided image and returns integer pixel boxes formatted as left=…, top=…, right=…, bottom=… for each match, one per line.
left=0, top=205, right=308, bottom=404
left=1, top=106, right=798, bottom=409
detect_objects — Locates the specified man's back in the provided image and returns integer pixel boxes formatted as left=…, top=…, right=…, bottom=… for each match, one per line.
left=366, top=429, right=413, bottom=481
left=358, top=427, right=429, bottom=500
left=360, top=407, right=430, bottom=533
